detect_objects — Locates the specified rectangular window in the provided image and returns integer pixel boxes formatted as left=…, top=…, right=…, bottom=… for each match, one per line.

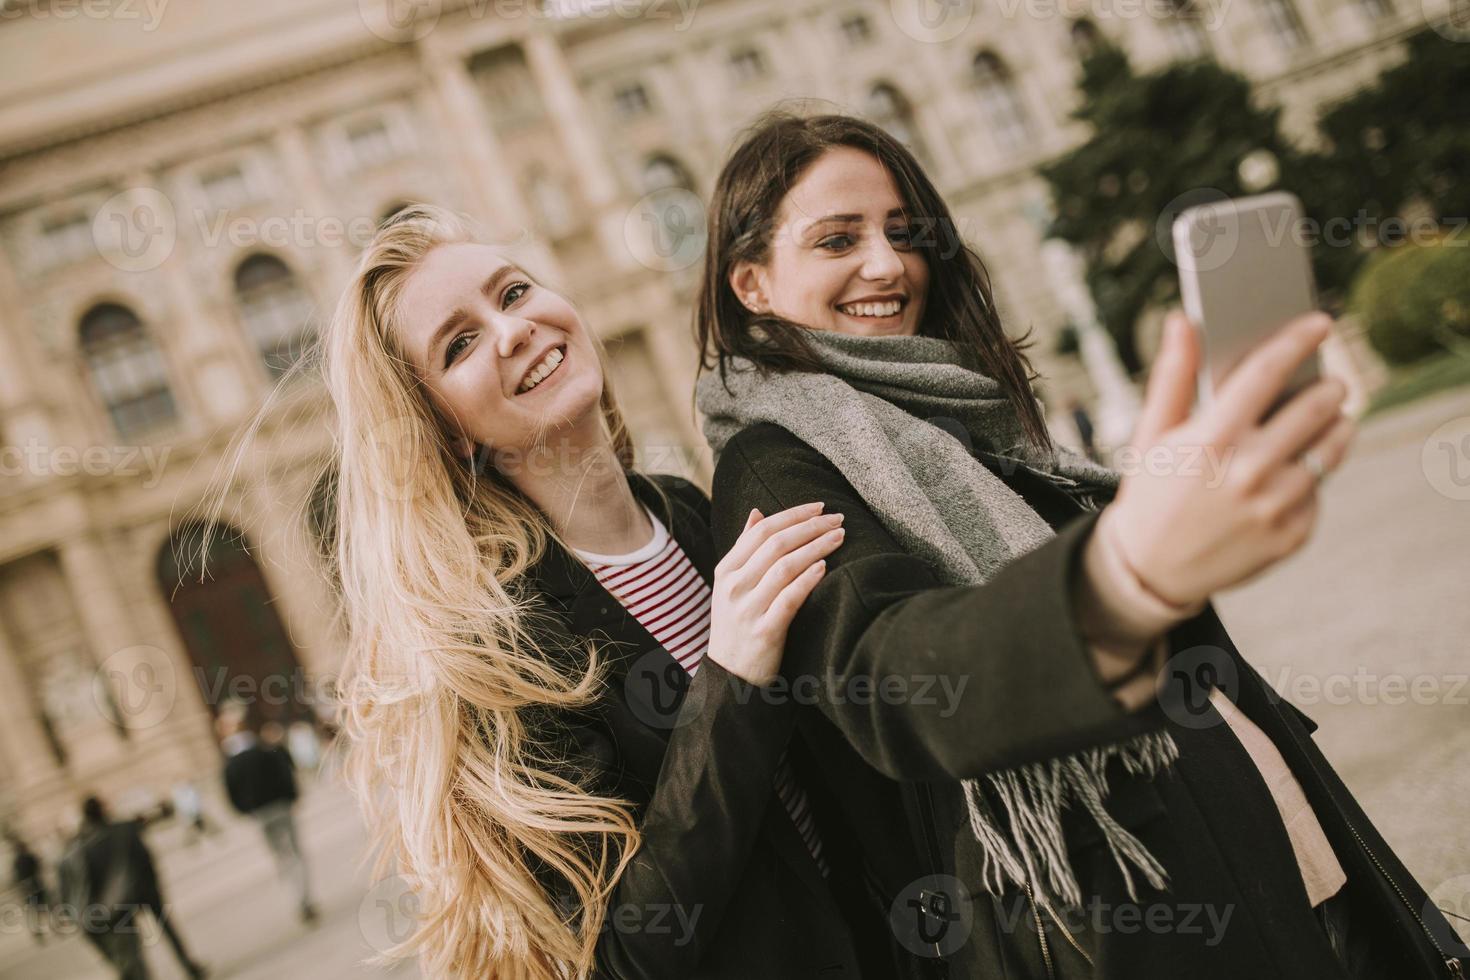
left=199, top=164, right=254, bottom=211
left=470, top=46, right=545, bottom=130
left=40, top=212, right=94, bottom=267
left=613, top=82, right=651, bottom=118
left=346, top=118, right=397, bottom=171
left=729, top=48, right=768, bottom=85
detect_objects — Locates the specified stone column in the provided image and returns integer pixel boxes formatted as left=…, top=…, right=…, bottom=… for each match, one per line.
left=56, top=531, right=161, bottom=746
left=241, top=477, right=345, bottom=685
left=522, top=30, right=632, bottom=268
left=643, top=320, right=711, bottom=481
left=0, top=622, right=62, bottom=789
left=1041, top=239, right=1142, bottom=454
left=420, top=46, right=562, bottom=279
left=0, top=239, right=70, bottom=476
left=274, top=124, right=357, bottom=290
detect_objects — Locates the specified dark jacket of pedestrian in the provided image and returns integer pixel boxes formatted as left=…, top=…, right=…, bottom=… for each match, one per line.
left=13, top=843, right=43, bottom=896
left=58, top=817, right=162, bottom=923
left=222, top=735, right=298, bottom=815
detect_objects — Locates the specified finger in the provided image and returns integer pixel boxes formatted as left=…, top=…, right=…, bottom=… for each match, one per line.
left=1312, top=412, right=1357, bottom=472
left=744, top=511, right=843, bottom=578
left=1256, top=414, right=1352, bottom=522
left=1255, top=462, right=1318, bottom=527
left=744, top=508, right=761, bottom=532
left=1270, top=413, right=1356, bottom=497
left=1130, top=312, right=1200, bottom=451
left=1246, top=378, right=1347, bottom=482
left=1272, top=489, right=1320, bottom=558
left=747, top=525, right=846, bottom=610
left=721, top=501, right=823, bottom=572
left=1210, top=312, right=1332, bottom=438
left=761, top=560, right=828, bottom=636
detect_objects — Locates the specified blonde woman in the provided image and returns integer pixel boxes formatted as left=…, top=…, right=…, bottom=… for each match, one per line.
left=316, top=206, right=868, bottom=978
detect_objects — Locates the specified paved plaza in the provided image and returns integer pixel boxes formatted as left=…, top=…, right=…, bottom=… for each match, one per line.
left=3, top=387, right=1467, bottom=979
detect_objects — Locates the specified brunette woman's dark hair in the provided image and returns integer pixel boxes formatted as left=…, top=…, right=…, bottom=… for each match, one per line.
left=695, top=109, right=1054, bottom=454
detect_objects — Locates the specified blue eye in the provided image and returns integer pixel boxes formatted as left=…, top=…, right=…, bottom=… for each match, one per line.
left=503, top=281, right=530, bottom=307
left=444, top=333, right=471, bottom=366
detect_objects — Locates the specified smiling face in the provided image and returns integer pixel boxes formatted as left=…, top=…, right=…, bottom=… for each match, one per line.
left=396, top=243, right=604, bottom=461
left=730, top=146, right=929, bottom=338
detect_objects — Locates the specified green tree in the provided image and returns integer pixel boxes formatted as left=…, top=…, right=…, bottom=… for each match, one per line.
left=1297, top=29, right=1470, bottom=296
left=1041, top=44, right=1306, bottom=373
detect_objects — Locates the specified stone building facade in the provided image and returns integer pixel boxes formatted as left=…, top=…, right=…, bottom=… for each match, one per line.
left=0, top=0, right=1444, bottom=837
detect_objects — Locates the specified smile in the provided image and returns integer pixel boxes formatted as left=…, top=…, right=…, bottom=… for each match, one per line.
left=836, top=297, right=906, bottom=319
left=516, top=345, right=566, bottom=395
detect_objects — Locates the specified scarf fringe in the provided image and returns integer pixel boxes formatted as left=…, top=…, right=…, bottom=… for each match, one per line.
left=963, top=730, right=1178, bottom=908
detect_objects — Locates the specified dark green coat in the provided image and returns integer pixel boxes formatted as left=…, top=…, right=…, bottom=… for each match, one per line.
left=709, top=421, right=1465, bottom=980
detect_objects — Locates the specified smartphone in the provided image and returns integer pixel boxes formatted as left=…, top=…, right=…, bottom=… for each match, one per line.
left=1172, top=192, right=1321, bottom=416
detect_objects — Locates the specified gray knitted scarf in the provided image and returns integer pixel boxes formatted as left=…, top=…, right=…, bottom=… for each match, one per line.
left=696, top=328, right=1177, bottom=908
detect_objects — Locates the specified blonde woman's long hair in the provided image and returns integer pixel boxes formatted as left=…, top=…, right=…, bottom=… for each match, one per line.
left=323, top=205, right=639, bottom=977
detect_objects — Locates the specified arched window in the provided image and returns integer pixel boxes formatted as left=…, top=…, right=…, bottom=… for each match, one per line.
left=157, top=522, right=309, bottom=727
left=78, top=303, right=178, bottom=438
left=1069, top=19, right=1103, bottom=59
left=640, top=154, right=694, bottom=195
left=866, top=83, right=928, bottom=161
left=234, top=254, right=316, bottom=381
left=972, top=52, right=1034, bottom=153
left=630, top=155, right=704, bottom=272
left=1162, top=0, right=1211, bottom=59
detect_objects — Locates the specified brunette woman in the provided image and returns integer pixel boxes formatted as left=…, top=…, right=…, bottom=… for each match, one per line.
left=695, top=112, right=1464, bottom=980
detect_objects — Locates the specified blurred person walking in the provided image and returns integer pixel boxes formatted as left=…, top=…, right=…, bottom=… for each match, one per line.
left=8, top=833, right=53, bottom=944
left=56, top=795, right=208, bottom=980
left=219, top=710, right=318, bottom=924
left=286, top=719, right=323, bottom=774
left=169, top=780, right=218, bottom=847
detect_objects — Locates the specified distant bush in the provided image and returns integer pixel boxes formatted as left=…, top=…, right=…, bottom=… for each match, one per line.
left=1349, top=231, right=1470, bottom=366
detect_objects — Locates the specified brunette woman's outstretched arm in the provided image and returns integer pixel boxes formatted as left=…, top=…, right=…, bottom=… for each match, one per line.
left=709, top=423, right=1152, bottom=780
left=706, top=312, right=1353, bottom=781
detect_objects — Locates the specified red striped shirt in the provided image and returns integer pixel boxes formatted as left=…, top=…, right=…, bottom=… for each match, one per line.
left=577, top=507, right=828, bottom=874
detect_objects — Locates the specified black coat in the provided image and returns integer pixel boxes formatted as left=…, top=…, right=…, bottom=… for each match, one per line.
left=223, top=743, right=298, bottom=814
left=522, top=471, right=888, bottom=979
left=58, top=819, right=162, bottom=920
left=710, top=421, right=1465, bottom=980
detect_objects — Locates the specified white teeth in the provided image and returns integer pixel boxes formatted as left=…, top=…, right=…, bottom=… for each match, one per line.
left=839, top=300, right=902, bottom=318
left=518, top=347, right=564, bottom=393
